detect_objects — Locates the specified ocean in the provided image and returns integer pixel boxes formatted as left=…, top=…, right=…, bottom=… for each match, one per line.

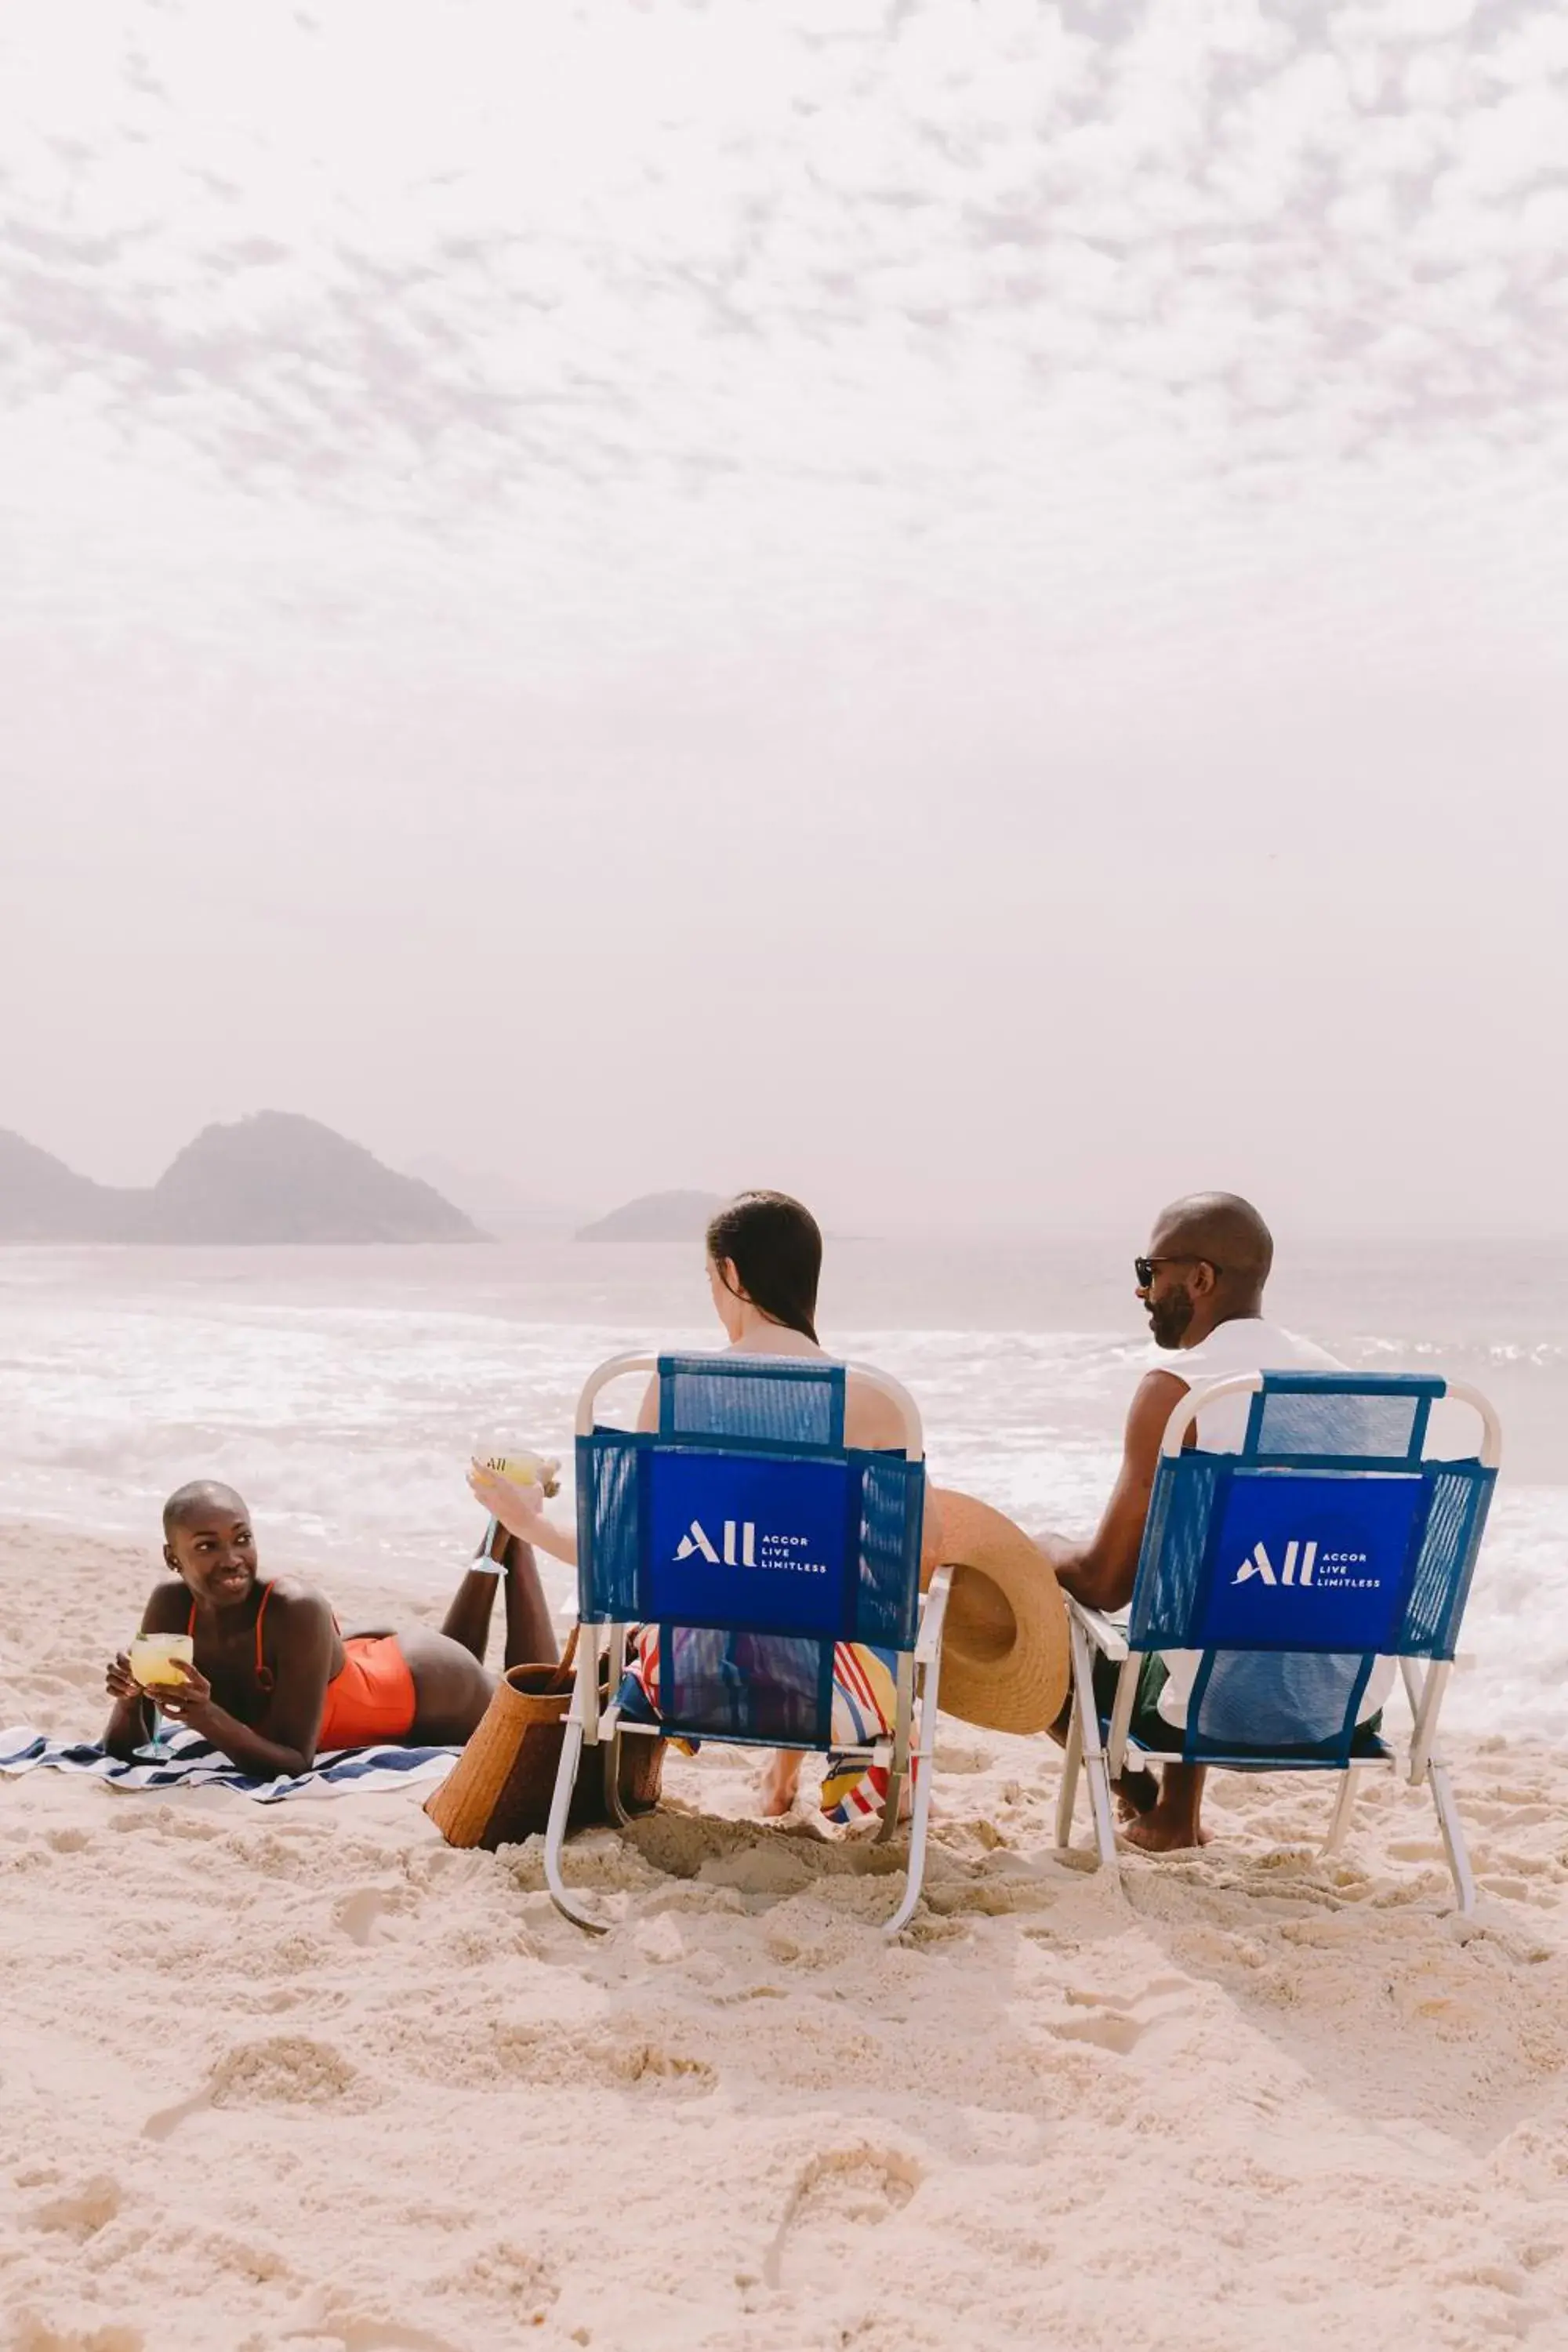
left=2, top=1236, right=1563, bottom=1737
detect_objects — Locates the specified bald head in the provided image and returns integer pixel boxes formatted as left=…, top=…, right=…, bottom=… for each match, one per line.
left=1149, top=1192, right=1274, bottom=1289
left=162, top=1479, right=249, bottom=1539
left=1140, top=1192, right=1274, bottom=1349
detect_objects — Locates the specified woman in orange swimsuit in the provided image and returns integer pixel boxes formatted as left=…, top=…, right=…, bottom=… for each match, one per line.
left=103, top=1480, right=554, bottom=1775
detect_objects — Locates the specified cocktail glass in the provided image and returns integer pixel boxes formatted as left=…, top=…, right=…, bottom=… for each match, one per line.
left=128, top=1632, right=195, bottom=1762
left=478, top=1450, right=561, bottom=1496
left=474, top=1450, right=561, bottom=1569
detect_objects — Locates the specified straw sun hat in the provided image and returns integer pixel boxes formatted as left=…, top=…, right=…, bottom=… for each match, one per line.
left=926, top=1487, right=1070, bottom=1735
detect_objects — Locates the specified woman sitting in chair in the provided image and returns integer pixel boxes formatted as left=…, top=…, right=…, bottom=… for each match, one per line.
left=468, top=1189, right=930, bottom=1819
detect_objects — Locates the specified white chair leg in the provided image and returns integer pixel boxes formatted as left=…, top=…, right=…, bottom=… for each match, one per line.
left=884, top=1757, right=935, bottom=1938
left=878, top=1649, right=914, bottom=1848
left=884, top=1628, right=945, bottom=1936
left=1322, top=1768, right=1359, bottom=1856
left=1428, top=1761, right=1476, bottom=1916
left=1069, top=1618, right=1120, bottom=1876
left=593, top=1625, right=633, bottom=1826
left=543, top=1718, right=606, bottom=1933
left=1105, top=1654, right=1138, bottom=1784
left=1054, top=1708, right=1083, bottom=1852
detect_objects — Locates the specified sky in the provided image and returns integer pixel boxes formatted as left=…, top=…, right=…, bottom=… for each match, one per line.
left=2, top=0, right=1565, bottom=1238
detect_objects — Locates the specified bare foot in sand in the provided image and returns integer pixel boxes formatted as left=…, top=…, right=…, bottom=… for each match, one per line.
left=1115, top=1767, right=1160, bottom=1821
left=1120, top=1762, right=1210, bottom=1850
left=1122, top=1806, right=1214, bottom=1853
left=758, top=1751, right=804, bottom=1817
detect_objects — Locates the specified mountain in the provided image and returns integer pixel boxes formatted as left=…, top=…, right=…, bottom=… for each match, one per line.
left=575, top=1189, right=725, bottom=1243
left=0, top=1130, right=134, bottom=1241
left=0, top=1113, right=485, bottom=1244
left=147, top=1114, right=485, bottom=1243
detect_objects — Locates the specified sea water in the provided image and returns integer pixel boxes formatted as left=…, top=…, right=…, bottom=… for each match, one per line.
left=1, top=1237, right=1562, bottom=1737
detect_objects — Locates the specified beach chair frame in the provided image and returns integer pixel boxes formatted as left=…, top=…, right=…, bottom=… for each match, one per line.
left=1056, top=1371, right=1501, bottom=1913
left=544, top=1351, right=952, bottom=1938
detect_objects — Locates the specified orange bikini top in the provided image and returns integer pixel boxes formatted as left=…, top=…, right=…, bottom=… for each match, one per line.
left=189, top=1581, right=278, bottom=1696
left=187, top=1582, right=343, bottom=1697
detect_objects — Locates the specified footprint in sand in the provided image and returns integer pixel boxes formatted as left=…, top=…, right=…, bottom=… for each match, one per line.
left=471, top=2024, right=716, bottom=2096
left=8, top=2319, right=144, bottom=2352
left=605, top=2041, right=717, bottom=2092
left=28, top=2175, right=123, bottom=2241
left=141, top=2087, right=212, bottom=2145
left=1046, top=1976, right=1192, bottom=2056
left=335, top=1887, right=390, bottom=1946
left=333, top=1883, right=418, bottom=1946
left=1048, top=2009, right=1149, bottom=2055
left=144, top=2035, right=368, bottom=2139
left=763, top=2145, right=920, bottom=2289
left=44, top=1827, right=94, bottom=1856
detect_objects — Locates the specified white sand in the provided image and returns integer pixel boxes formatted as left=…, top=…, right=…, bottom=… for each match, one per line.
left=4, top=1519, right=1568, bottom=2352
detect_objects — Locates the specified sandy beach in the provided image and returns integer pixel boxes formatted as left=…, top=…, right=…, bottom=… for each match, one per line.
left=4, top=1516, right=1568, bottom=2352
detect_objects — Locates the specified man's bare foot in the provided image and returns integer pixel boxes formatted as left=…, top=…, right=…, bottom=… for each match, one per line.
left=1121, top=1806, right=1214, bottom=1853
left=1115, top=1767, right=1160, bottom=1820
left=758, top=1751, right=804, bottom=1817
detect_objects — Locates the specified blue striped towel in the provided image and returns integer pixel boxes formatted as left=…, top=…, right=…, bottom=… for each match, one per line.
left=0, top=1724, right=459, bottom=1802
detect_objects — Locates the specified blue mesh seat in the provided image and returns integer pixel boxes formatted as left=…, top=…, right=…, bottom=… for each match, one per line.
left=1055, top=1372, right=1501, bottom=1912
left=543, top=1352, right=952, bottom=1936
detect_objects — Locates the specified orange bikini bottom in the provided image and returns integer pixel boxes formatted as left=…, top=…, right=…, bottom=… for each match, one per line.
left=318, top=1635, right=418, bottom=1748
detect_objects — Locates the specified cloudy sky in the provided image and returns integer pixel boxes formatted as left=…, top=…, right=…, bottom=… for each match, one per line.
left=2, top=0, right=1564, bottom=1236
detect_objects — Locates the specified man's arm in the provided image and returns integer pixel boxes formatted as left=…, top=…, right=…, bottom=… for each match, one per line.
left=1040, top=1370, right=1189, bottom=1613
left=154, top=1587, right=338, bottom=1777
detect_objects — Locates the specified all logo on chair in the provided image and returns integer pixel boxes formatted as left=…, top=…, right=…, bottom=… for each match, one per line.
left=673, top=1519, right=829, bottom=1574
left=1232, top=1540, right=1377, bottom=1589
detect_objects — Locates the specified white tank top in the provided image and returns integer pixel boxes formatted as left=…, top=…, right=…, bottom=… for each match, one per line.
left=1154, top=1317, right=1396, bottom=1729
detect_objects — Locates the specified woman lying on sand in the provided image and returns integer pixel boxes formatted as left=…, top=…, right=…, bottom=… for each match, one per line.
left=468, top=1189, right=931, bottom=1820
left=103, top=1483, right=557, bottom=1774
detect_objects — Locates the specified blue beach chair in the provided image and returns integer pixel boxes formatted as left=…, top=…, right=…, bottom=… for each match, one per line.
left=1056, top=1372, right=1501, bottom=1911
left=543, top=1351, right=953, bottom=1936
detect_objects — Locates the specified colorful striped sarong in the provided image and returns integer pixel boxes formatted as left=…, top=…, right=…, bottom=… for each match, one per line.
left=619, top=1627, right=907, bottom=1826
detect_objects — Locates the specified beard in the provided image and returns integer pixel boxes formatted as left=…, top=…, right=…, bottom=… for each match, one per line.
left=1148, top=1286, right=1196, bottom=1349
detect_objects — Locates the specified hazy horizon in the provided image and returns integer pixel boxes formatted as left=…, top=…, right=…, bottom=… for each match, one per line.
left=6, top=1104, right=1568, bottom=1246
left=4, top=2, right=1564, bottom=1243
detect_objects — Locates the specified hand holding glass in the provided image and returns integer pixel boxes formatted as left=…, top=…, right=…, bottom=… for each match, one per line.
left=477, top=1451, right=561, bottom=1497
left=129, top=1633, right=195, bottom=1690
left=128, top=1633, right=194, bottom=1761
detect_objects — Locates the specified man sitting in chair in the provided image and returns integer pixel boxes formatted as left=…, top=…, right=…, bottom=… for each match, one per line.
left=1039, top=1192, right=1395, bottom=1853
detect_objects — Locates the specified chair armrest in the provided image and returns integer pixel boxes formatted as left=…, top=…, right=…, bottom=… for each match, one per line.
left=916, top=1563, right=954, bottom=1664
left=1065, top=1596, right=1129, bottom=1664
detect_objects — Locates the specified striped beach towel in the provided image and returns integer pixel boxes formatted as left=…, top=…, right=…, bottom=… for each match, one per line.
left=0, top=1724, right=459, bottom=1802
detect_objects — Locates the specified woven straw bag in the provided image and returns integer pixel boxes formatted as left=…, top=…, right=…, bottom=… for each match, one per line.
left=424, top=1628, right=662, bottom=1851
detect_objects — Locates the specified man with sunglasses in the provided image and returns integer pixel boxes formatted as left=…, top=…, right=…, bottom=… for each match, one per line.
left=1040, top=1191, right=1390, bottom=1853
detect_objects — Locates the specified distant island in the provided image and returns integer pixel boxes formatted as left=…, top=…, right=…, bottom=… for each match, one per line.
left=0, top=1113, right=484, bottom=1245
left=575, top=1190, right=724, bottom=1243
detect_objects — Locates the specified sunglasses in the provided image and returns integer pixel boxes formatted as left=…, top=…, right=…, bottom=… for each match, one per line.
left=1134, top=1255, right=1221, bottom=1287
